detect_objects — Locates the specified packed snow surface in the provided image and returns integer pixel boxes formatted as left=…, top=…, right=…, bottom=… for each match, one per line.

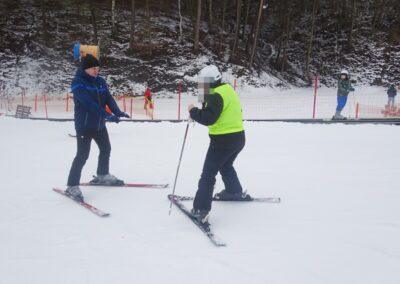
left=0, top=117, right=399, bottom=284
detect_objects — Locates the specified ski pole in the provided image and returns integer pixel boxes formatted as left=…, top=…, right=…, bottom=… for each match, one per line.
left=169, top=120, right=190, bottom=215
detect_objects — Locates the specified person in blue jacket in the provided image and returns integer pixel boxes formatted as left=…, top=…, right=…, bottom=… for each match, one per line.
left=66, top=54, right=130, bottom=201
left=387, top=84, right=397, bottom=109
left=333, top=69, right=355, bottom=120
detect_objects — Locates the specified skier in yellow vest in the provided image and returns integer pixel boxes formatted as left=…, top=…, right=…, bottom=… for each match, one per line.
left=188, top=65, right=250, bottom=224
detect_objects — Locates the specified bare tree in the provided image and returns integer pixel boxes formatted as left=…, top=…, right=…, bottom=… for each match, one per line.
left=146, top=0, right=150, bottom=17
left=305, top=0, right=319, bottom=82
left=208, top=0, right=213, bottom=34
left=249, top=0, right=265, bottom=69
left=111, top=0, right=116, bottom=35
left=231, top=0, right=242, bottom=58
left=41, top=0, right=49, bottom=43
left=348, top=0, right=356, bottom=48
left=372, top=0, right=386, bottom=33
left=194, top=0, right=202, bottom=52
left=91, top=6, right=98, bottom=44
left=178, top=0, right=183, bottom=43
left=241, top=0, right=250, bottom=39
left=280, top=7, right=291, bottom=72
left=129, top=0, right=135, bottom=49
left=221, top=0, right=227, bottom=34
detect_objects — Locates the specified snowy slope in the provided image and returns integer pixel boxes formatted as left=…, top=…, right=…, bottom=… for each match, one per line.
left=0, top=117, right=400, bottom=284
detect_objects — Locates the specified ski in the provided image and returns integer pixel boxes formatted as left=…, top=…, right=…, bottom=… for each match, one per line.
left=168, top=194, right=226, bottom=247
left=53, top=188, right=110, bottom=217
left=80, top=182, right=169, bottom=189
left=173, top=195, right=281, bottom=203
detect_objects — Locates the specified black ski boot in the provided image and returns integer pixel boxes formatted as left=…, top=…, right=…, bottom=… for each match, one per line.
left=190, top=208, right=210, bottom=224
left=214, top=189, right=252, bottom=201
left=65, top=185, right=84, bottom=202
left=90, top=174, right=124, bottom=186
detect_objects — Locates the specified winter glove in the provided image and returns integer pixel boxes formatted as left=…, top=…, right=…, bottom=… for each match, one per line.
left=106, top=115, right=120, bottom=123
left=119, top=112, right=130, bottom=118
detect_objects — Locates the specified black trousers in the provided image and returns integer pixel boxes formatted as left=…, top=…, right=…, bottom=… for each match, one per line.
left=193, top=131, right=245, bottom=211
left=67, top=128, right=111, bottom=186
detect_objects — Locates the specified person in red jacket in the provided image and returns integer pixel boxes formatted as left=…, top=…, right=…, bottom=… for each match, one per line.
left=144, top=87, right=153, bottom=110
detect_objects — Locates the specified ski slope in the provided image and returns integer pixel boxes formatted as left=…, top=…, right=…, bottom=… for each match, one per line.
left=1, top=117, right=399, bottom=284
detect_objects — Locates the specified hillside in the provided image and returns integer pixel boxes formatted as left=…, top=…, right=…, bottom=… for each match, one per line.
left=0, top=0, right=399, bottom=97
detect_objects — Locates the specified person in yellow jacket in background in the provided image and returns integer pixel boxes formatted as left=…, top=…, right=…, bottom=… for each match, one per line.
left=188, top=65, right=251, bottom=224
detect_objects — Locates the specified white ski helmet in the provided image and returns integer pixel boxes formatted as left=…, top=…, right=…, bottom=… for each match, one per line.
left=340, top=69, right=349, bottom=76
left=197, top=65, right=222, bottom=84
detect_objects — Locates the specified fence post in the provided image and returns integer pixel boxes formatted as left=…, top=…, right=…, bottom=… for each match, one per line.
left=234, top=79, right=237, bottom=90
left=43, top=93, right=48, bottom=119
left=66, top=93, right=69, bottom=112
left=152, top=101, right=154, bottom=120
left=130, top=97, right=133, bottom=118
left=123, top=96, right=126, bottom=112
left=34, top=95, right=38, bottom=112
left=22, top=88, right=25, bottom=106
left=312, top=75, right=318, bottom=119
left=355, top=102, right=359, bottom=119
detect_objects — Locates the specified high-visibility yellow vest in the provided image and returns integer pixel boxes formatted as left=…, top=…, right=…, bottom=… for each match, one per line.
left=208, top=84, right=244, bottom=135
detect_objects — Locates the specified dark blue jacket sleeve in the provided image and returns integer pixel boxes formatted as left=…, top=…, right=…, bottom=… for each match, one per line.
left=105, top=86, right=124, bottom=117
left=189, top=94, right=223, bottom=126
left=72, top=83, right=109, bottom=118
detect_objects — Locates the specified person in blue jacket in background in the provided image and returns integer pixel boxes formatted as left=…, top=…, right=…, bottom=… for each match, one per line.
left=66, top=54, right=130, bottom=201
left=333, top=69, right=355, bottom=120
left=387, top=84, right=397, bottom=109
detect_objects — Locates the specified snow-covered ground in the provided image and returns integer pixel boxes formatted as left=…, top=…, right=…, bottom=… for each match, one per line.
left=1, top=117, right=399, bottom=284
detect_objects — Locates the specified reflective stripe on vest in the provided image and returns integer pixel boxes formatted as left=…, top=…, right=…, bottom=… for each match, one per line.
left=208, top=84, right=244, bottom=135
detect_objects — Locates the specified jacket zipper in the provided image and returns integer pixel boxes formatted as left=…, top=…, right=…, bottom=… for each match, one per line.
left=84, top=113, right=88, bottom=127
left=95, top=83, right=101, bottom=131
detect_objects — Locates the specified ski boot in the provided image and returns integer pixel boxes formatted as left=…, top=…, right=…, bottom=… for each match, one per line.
left=332, top=111, right=347, bottom=120
left=214, top=189, right=253, bottom=201
left=90, top=174, right=124, bottom=186
left=190, top=208, right=210, bottom=224
left=65, top=185, right=84, bottom=202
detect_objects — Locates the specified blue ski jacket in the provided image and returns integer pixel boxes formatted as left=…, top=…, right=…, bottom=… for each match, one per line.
left=71, top=69, right=123, bottom=134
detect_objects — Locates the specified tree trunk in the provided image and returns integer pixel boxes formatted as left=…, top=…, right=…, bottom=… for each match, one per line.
left=231, top=0, right=242, bottom=58
left=221, top=0, right=227, bottom=34
left=91, top=6, right=98, bottom=44
left=373, top=0, right=386, bottom=32
left=146, top=0, right=150, bottom=17
left=41, top=0, right=48, bottom=43
left=241, top=0, right=250, bottom=39
left=76, top=0, right=80, bottom=20
left=194, top=0, right=202, bottom=52
left=281, top=7, right=291, bottom=72
left=305, top=0, right=318, bottom=82
left=249, top=0, right=264, bottom=69
left=208, top=0, right=213, bottom=34
left=347, top=0, right=356, bottom=48
left=111, top=0, right=116, bottom=35
left=245, top=21, right=255, bottom=53
left=129, top=0, right=135, bottom=49
left=178, top=0, right=183, bottom=43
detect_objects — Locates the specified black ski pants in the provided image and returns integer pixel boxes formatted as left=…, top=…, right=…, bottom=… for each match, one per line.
left=67, top=128, right=111, bottom=186
left=193, top=131, right=245, bottom=211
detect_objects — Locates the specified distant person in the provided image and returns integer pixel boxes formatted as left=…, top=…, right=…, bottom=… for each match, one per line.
left=387, top=84, right=397, bottom=109
left=333, top=69, right=355, bottom=120
left=66, top=54, right=130, bottom=201
left=144, top=87, right=153, bottom=109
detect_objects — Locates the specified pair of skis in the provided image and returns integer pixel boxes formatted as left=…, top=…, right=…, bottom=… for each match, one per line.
left=168, top=194, right=281, bottom=247
left=53, top=184, right=281, bottom=247
left=53, top=182, right=169, bottom=217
